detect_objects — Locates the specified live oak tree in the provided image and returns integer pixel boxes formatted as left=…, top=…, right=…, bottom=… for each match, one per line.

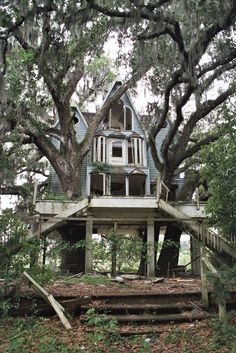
left=1, top=1, right=236, bottom=273
left=202, top=121, right=236, bottom=239
left=87, top=0, right=236, bottom=273
left=0, top=0, right=153, bottom=200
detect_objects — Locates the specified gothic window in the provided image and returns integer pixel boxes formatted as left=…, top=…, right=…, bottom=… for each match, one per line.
left=103, top=100, right=132, bottom=130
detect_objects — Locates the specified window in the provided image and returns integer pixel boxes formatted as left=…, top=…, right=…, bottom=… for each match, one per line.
left=128, top=138, right=143, bottom=165
left=103, top=101, right=132, bottom=130
left=112, top=141, right=122, bottom=157
left=93, top=136, right=106, bottom=162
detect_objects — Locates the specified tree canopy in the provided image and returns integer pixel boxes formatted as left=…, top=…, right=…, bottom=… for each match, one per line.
left=202, top=118, right=236, bottom=238
left=0, top=0, right=235, bottom=200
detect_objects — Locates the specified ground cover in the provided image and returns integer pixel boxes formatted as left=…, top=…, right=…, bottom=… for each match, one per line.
left=0, top=315, right=236, bottom=353
left=18, top=276, right=203, bottom=298
left=1, top=275, right=236, bottom=352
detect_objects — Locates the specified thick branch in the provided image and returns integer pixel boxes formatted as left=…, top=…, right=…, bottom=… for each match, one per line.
left=152, top=69, right=182, bottom=137
left=161, top=83, right=193, bottom=164
left=198, top=48, right=236, bottom=78
left=178, top=132, right=222, bottom=166
left=189, top=1, right=236, bottom=68
left=173, top=86, right=236, bottom=169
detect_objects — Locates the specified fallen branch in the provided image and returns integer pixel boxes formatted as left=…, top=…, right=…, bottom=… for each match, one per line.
left=22, top=271, right=72, bottom=330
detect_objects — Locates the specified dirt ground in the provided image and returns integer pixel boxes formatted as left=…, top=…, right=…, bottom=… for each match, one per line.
left=1, top=276, right=236, bottom=352
left=45, top=277, right=203, bottom=298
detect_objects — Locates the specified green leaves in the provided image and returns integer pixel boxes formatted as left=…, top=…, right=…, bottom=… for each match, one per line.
left=201, top=125, right=236, bottom=237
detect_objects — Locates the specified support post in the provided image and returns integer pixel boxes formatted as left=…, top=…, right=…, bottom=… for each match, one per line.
left=201, top=244, right=209, bottom=306
left=85, top=216, right=93, bottom=274
left=156, top=176, right=161, bottom=204
left=111, top=222, right=118, bottom=277
left=191, top=238, right=201, bottom=275
left=147, top=219, right=155, bottom=277
left=33, top=179, right=38, bottom=205
left=125, top=176, right=129, bottom=196
left=218, top=303, right=227, bottom=322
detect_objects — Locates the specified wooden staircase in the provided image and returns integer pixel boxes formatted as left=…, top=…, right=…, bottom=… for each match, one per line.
left=80, top=292, right=211, bottom=324
left=158, top=199, right=236, bottom=259
left=28, top=198, right=90, bottom=239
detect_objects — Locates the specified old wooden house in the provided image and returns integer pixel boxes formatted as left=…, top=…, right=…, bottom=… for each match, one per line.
left=34, top=79, right=236, bottom=279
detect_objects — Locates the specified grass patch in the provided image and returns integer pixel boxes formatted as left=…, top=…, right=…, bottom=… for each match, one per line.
left=0, top=317, right=82, bottom=353
left=62, top=274, right=118, bottom=286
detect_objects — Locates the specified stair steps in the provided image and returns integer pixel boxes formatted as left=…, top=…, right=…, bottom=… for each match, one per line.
left=80, top=292, right=210, bottom=324
left=159, top=199, right=236, bottom=259
left=28, top=198, right=89, bottom=239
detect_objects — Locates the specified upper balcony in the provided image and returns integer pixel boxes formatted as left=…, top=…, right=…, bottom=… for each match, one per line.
left=92, top=131, right=146, bottom=167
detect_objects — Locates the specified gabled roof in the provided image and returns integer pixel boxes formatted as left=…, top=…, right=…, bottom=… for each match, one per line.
left=101, top=78, right=146, bottom=135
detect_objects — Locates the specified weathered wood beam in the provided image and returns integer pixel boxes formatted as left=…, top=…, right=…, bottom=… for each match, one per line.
left=22, top=271, right=72, bottom=329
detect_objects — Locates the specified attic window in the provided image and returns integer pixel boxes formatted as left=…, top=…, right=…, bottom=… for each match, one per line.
left=103, top=101, right=132, bottom=130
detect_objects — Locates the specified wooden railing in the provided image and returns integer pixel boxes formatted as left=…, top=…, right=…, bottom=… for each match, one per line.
left=156, top=176, right=170, bottom=203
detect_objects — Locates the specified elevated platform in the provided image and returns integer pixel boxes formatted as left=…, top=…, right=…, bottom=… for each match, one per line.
left=35, top=196, right=206, bottom=221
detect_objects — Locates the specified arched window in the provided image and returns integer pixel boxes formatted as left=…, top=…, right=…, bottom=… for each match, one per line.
left=103, top=100, right=132, bottom=130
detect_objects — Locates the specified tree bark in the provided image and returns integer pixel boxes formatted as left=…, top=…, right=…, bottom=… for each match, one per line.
left=58, top=222, right=86, bottom=274
left=157, top=223, right=182, bottom=276
left=137, top=229, right=147, bottom=276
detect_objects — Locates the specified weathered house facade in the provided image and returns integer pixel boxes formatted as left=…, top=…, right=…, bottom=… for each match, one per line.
left=35, top=80, right=235, bottom=277
left=49, top=79, right=174, bottom=198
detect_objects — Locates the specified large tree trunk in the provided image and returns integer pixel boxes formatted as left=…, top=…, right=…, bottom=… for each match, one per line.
left=156, top=169, right=200, bottom=276
left=157, top=224, right=182, bottom=276
left=137, top=223, right=160, bottom=276
left=137, top=230, right=147, bottom=276
left=58, top=221, right=86, bottom=273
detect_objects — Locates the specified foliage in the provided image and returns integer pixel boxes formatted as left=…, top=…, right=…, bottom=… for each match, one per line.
left=85, top=307, right=120, bottom=353
left=1, top=314, right=236, bottom=353
left=92, top=161, right=112, bottom=174
left=0, top=317, right=82, bottom=353
left=207, top=264, right=236, bottom=305
left=201, top=127, right=236, bottom=237
left=0, top=209, right=29, bottom=278
left=62, top=275, right=114, bottom=287
left=208, top=318, right=236, bottom=353
left=92, top=234, right=144, bottom=273
left=27, top=265, right=58, bottom=286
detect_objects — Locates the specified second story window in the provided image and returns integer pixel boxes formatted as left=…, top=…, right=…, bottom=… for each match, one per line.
left=93, top=136, right=106, bottom=162
left=128, top=138, right=143, bottom=165
left=112, top=141, right=122, bottom=157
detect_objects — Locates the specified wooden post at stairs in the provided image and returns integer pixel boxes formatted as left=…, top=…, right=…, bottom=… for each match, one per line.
left=202, top=256, right=227, bottom=322
left=191, top=238, right=201, bottom=275
left=147, top=218, right=155, bottom=277
left=85, top=216, right=93, bottom=274
left=201, top=226, right=209, bottom=306
left=201, top=248, right=209, bottom=305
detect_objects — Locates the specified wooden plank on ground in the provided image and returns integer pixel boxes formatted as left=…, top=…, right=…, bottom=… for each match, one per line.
left=23, top=272, right=71, bottom=330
